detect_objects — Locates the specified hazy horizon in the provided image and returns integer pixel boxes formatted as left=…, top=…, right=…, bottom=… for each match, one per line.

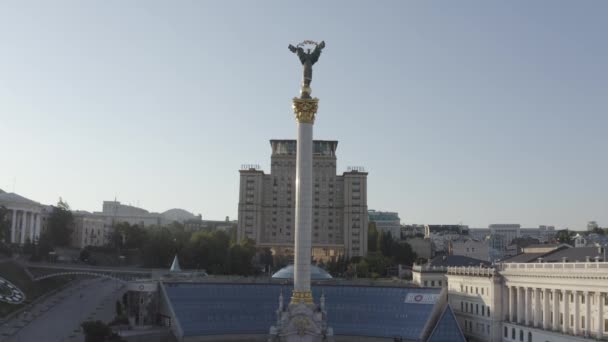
left=1, top=1, right=606, bottom=230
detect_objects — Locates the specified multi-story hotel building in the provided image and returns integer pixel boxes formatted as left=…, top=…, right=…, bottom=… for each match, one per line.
left=447, top=246, right=608, bottom=342
left=237, top=139, right=368, bottom=259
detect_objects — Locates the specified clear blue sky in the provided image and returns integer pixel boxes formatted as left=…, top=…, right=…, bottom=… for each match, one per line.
left=1, top=1, right=606, bottom=229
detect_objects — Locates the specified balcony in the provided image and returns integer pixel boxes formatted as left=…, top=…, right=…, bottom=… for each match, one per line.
left=502, top=321, right=606, bottom=342
left=447, top=266, right=497, bottom=277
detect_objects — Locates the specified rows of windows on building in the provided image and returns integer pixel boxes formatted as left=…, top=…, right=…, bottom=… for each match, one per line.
left=446, top=244, right=608, bottom=342
left=424, top=280, right=443, bottom=287
left=237, top=140, right=368, bottom=259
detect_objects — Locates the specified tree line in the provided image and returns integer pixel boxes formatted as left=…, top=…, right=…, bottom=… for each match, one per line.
left=106, top=221, right=259, bottom=275
left=323, top=222, right=418, bottom=279
left=4, top=199, right=420, bottom=278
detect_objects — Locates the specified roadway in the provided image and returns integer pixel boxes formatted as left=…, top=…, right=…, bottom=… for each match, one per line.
left=1, top=278, right=126, bottom=342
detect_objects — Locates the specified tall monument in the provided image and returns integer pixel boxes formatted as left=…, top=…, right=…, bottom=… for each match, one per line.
left=268, top=40, right=333, bottom=342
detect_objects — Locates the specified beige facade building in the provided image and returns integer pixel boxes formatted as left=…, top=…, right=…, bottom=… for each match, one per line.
left=71, top=211, right=107, bottom=248
left=450, top=238, right=491, bottom=262
left=94, top=200, right=167, bottom=228
left=237, top=140, right=368, bottom=259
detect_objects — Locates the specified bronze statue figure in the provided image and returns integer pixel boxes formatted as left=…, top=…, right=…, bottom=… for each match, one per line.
left=289, top=40, right=325, bottom=97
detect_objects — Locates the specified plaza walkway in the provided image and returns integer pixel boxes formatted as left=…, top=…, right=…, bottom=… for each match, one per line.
left=1, top=277, right=125, bottom=342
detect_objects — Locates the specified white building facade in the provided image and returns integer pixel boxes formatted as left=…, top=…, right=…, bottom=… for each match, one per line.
left=0, top=191, right=43, bottom=245
left=447, top=262, right=608, bottom=342
left=450, top=238, right=491, bottom=262
left=412, top=264, right=448, bottom=288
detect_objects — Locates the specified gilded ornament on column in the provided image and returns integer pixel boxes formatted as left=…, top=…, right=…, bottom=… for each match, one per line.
left=291, top=290, right=314, bottom=304
left=292, top=97, right=319, bottom=124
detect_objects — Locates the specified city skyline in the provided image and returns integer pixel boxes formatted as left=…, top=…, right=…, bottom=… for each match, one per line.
left=1, top=1, right=607, bottom=229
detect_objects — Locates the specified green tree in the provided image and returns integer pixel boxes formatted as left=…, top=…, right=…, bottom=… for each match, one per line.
left=379, top=231, right=394, bottom=257
left=48, top=198, right=74, bottom=247
left=258, top=247, right=274, bottom=272
left=37, top=231, right=53, bottom=257
left=556, top=229, right=575, bottom=245
left=112, top=222, right=148, bottom=250
left=81, top=320, right=112, bottom=342
left=226, top=239, right=256, bottom=275
left=364, top=252, right=391, bottom=277
left=391, top=241, right=417, bottom=265
left=367, top=222, right=378, bottom=253
left=140, top=227, right=175, bottom=268
left=115, top=300, right=123, bottom=316
left=0, top=206, right=10, bottom=242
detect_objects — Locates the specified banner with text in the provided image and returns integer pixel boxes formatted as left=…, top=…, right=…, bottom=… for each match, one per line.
left=404, top=293, right=440, bottom=304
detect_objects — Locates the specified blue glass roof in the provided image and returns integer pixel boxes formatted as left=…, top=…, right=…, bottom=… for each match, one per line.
left=271, top=265, right=333, bottom=280
left=426, top=305, right=466, bottom=342
left=163, top=283, right=442, bottom=340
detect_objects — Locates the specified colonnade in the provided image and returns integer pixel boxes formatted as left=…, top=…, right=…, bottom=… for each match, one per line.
left=505, top=285, right=604, bottom=339
left=8, top=208, right=42, bottom=244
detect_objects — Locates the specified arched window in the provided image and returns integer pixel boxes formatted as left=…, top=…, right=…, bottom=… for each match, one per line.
left=519, top=330, right=524, bottom=341
left=528, top=331, right=532, bottom=342
left=504, top=326, right=508, bottom=337
left=512, top=328, right=515, bottom=339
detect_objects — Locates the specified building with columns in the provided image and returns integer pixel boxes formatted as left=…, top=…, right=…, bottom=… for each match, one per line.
left=446, top=246, right=608, bottom=342
left=0, top=190, right=43, bottom=245
left=413, top=255, right=490, bottom=288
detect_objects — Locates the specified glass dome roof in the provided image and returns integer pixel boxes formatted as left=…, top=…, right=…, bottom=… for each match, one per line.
left=271, top=265, right=333, bottom=280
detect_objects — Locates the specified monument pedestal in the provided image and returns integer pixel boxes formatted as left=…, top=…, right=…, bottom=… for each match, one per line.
left=268, top=292, right=333, bottom=342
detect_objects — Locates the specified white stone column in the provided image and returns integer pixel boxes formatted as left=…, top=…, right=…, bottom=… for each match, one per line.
left=563, top=289, right=569, bottom=334
left=29, top=213, right=35, bottom=242
left=504, top=284, right=510, bottom=321
left=574, top=290, right=580, bottom=336
left=597, top=291, right=603, bottom=339
left=20, top=211, right=27, bottom=244
left=552, top=289, right=560, bottom=331
left=509, top=286, right=516, bottom=323
left=35, top=213, right=41, bottom=242
left=543, top=288, right=551, bottom=330
left=585, top=291, right=591, bottom=337
left=293, top=121, right=313, bottom=295
left=524, top=287, right=531, bottom=326
left=10, top=209, right=17, bottom=243
left=534, top=288, right=541, bottom=328
left=518, top=287, right=525, bottom=324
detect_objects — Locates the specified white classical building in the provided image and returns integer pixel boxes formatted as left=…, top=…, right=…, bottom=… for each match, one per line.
left=447, top=246, right=608, bottom=342
left=0, top=191, right=43, bottom=245
left=413, top=255, right=491, bottom=289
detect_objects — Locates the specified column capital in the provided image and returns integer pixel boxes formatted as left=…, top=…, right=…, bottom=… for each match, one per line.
left=292, top=97, right=318, bottom=124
